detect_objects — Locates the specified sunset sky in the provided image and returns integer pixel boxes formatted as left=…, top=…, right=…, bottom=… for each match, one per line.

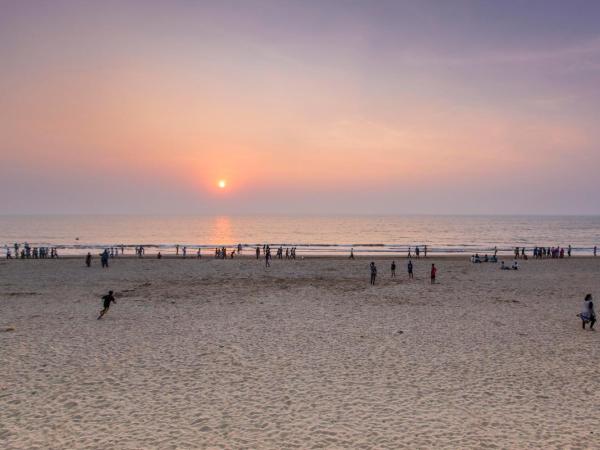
left=1, top=0, right=600, bottom=214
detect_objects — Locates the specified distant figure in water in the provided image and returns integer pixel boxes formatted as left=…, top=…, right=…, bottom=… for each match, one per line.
left=391, top=260, right=396, bottom=277
left=578, top=294, right=596, bottom=330
left=567, top=245, right=572, bottom=257
left=430, top=263, right=437, bottom=284
left=415, top=246, right=420, bottom=258
left=238, top=243, right=242, bottom=254
left=256, top=246, right=260, bottom=259
left=370, top=262, right=377, bottom=285
left=424, top=245, right=427, bottom=258
left=97, top=290, right=116, bottom=320
left=407, top=260, right=413, bottom=279
left=157, top=252, right=162, bottom=259
left=85, top=252, right=92, bottom=267
left=197, top=248, right=201, bottom=259
left=350, top=248, right=354, bottom=259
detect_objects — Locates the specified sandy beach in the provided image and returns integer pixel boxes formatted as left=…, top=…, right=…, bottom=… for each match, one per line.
left=1, top=255, right=599, bottom=449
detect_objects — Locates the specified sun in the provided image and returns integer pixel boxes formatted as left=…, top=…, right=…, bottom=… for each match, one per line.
left=218, top=179, right=226, bottom=189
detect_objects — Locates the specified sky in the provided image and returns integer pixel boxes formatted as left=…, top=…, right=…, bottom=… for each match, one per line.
left=1, top=0, right=600, bottom=215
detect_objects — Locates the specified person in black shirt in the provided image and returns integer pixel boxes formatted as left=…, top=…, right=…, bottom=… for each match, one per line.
left=370, top=262, right=377, bottom=285
left=97, top=290, right=116, bottom=320
left=407, top=260, right=414, bottom=279
left=391, top=261, right=396, bottom=277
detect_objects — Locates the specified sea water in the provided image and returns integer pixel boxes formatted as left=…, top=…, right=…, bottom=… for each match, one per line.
left=0, top=215, right=599, bottom=256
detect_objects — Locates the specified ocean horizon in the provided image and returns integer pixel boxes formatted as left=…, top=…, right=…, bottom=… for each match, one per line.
left=2, top=214, right=598, bottom=256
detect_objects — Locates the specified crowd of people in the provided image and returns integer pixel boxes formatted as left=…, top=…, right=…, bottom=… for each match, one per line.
left=4, top=243, right=59, bottom=259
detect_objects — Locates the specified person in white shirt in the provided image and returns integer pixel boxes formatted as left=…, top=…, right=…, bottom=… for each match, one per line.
left=579, top=294, right=596, bottom=330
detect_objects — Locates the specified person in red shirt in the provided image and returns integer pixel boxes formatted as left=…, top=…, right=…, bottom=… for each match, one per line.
left=430, top=264, right=437, bottom=284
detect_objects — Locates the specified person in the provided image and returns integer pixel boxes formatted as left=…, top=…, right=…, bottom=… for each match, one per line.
left=350, top=248, right=354, bottom=259
left=196, top=248, right=201, bottom=259
left=85, top=252, right=92, bottom=267
left=579, top=294, right=596, bottom=330
left=512, top=260, right=519, bottom=270
left=568, top=245, right=572, bottom=257
left=97, top=290, right=116, bottom=320
left=424, top=245, right=427, bottom=257
left=415, top=246, right=420, bottom=258
left=370, top=262, right=377, bottom=285
left=594, top=246, right=597, bottom=257
left=408, top=260, right=414, bottom=279
left=256, top=246, right=260, bottom=259
left=430, top=263, right=437, bottom=284
left=265, top=247, right=271, bottom=267
left=391, top=260, right=396, bottom=277
left=6, top=246, right=12, bottom=259
left=175, top=244, right=179, bottom=256
left=157, top=251, right=162, bottom=259
left=101, top=249, right=109, bottom=268
left=494, top=246, right=498, bottom=257
left=408, top=247, right=412, bottom=258
left=238, top=243, right=242, bottom=254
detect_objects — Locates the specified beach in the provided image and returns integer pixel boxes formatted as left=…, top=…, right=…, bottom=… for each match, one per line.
left=1, top=255, right=599, bottom=449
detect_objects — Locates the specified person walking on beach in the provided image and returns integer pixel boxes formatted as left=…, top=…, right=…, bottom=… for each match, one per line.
left=350, top=248, right=354, bottom=259
left=430, top=263, right=437, bottom=284
left=370, top=262, right=377, bottom=285
left=578, top=294, right=596, bottom=330
left=101, top=250, right=109, bottom=268
left=391, top=260, right=396, bottom=277
left=85, top=252, right=92, bottom=267
left=568, top=245, right=572, bottom=257
left=408, top=260, right=413, bottom=279
left=256, top=246, right=260, bottom=259
left=265, top=246, right=271, bottom=267
left=416, top=246, right=420, bottom=258
left=424, top=245, right=427, bottom=257
left=408, top=247, right=412, bottom=258
left=97, top=290, right=116, bottom=320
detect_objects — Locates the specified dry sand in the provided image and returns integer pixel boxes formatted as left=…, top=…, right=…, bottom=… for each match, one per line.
left=1, top=255, right=600, bottom=449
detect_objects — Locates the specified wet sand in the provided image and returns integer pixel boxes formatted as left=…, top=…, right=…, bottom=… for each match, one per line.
left=1, top=256, right=599, bottom=449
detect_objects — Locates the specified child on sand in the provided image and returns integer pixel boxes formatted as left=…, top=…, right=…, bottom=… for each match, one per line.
left=578, top=294, right=596, bottom=330
left=97, top=290, right=116, bottom=320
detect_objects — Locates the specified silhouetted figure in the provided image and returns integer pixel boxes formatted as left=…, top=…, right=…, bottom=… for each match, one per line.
left=157, top=252, right=162, bottom=259
left=85, top=252, right=92, bottom=267
left=370, top=262, right=377, bottom=285
left=350, top=248, right=354, bottom=259
left=391, top=261, right=396, bottom=277
left=408, top=260, right=413, bottom=279
left=256, top=246, right=260, bottom=259
left=430, top=264, right=437, bottom=284
left=97, top=290, right=116, bottom=320
left=101, top=250, right=109, bottom=268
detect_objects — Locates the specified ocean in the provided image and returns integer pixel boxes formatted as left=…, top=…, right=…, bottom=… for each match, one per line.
left=0, top=215, right=599, bottom=256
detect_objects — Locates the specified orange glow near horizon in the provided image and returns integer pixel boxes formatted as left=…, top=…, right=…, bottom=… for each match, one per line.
left=218, top=180, right=226, bottom=189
